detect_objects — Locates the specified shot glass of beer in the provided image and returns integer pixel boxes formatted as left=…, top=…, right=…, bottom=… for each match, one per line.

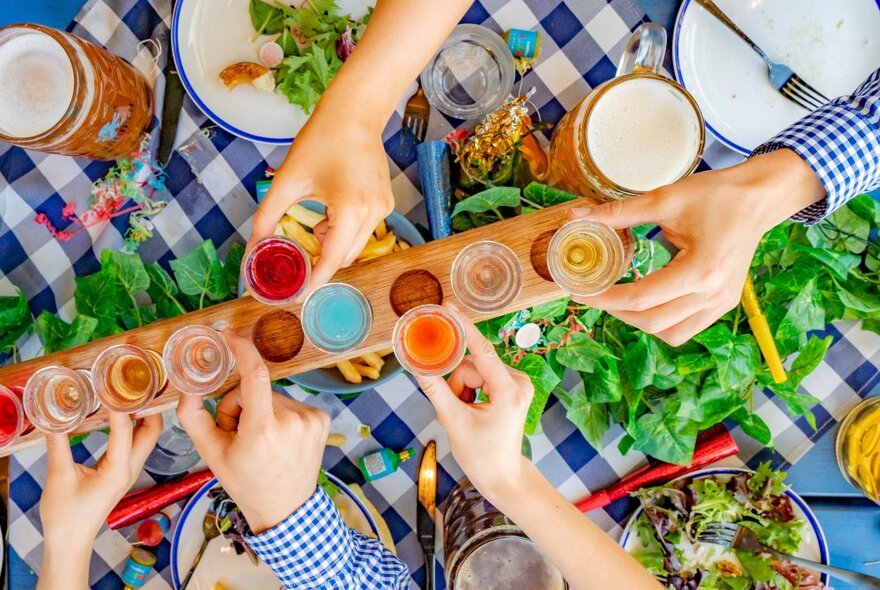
left=549, top=24, right=705, bottom=200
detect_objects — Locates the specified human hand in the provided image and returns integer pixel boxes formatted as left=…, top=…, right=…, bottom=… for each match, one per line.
left=176, top=331, right=330, bottom=534
left=415, top=304, right=534, bottom=504
left=250, top=107, right=395, bottom=295
left=570, top=149, right=825, bottom=346
left=40, top=412, right=162, bottom=550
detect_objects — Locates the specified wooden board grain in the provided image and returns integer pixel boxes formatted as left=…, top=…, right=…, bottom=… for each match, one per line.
left=0, top=198, right=591, bottom=456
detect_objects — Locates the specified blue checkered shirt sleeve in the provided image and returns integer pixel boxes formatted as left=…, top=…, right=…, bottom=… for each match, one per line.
left=751, top=68, right=880, bottom=224
left=244, top=487, right=409, bottom=589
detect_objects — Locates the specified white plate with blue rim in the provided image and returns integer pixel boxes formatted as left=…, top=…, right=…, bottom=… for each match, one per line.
left=171, top=473, right=380, bottom=589
left=172, top=0, right=373, bottom=144
left=620, top=467, right=829, bottom=587
left=673, top=0, right=880, bottom=155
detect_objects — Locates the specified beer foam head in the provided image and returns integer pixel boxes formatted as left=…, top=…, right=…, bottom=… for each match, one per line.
left=455, top=536, right=565, bottom=590
left=587, top=76, right=702, bottom=193
left=0, top=32, right=74, bottom=138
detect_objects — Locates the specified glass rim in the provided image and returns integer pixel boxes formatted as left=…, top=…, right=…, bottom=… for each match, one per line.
left=0, top=23, right=84, bottom=143
left=241, top=235, right=312, bottom=305
left=23, top=365, right=91, bottom=434
left=162, top=325, right=234, bottom=396
left=451, top=240, right=524, bottom=314
left=575, top=72, right=706, bottom=198
left=90, top=343, right=160, bottom=413
left=834, top=396, right=880, bottom=504
left=392, top=304, right=466, bottom=377
left=301, top=282, right=373, bottom=354
left=419, top=23, right=515, bottom=119
left=547, top=218, right=627, bottom=297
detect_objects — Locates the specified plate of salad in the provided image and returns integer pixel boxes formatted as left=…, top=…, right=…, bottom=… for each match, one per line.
left=170, top=472, right=381, bottom=589
left=172, top=0, right=374, bottom=144
left=620, top=465, right=829, bottom=590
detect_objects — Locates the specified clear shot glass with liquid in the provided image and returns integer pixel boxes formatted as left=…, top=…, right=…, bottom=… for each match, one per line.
left=547, top=219, right=634, bottom=297
left=163, top=325, right=235, bottom=396
left=451, top=241, right=523, bottom=314
left=91, top=344, right=164, bottom=413
left=23, top=366, right=92, bottom=434
left=0, top=385, right=32, bottom=450
left=241, top=236, right=312, bottom=305
left=392, top=305, right=466, bottom=377
left=302, top=283, right=373, bottom=353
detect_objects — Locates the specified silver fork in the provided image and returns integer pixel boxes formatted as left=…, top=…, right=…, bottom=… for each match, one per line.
left=694, top=0, right=831, bottom=111
left=399, top=83, right=430, bottom=153
left=698, top=522, right=880, bottom=588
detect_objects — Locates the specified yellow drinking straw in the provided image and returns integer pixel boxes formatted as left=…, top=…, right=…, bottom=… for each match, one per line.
left=741, top=275, right=787, bottom=384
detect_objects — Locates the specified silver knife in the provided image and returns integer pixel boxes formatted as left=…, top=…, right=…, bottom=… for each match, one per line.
left=157, top=0, right=185, bottom=165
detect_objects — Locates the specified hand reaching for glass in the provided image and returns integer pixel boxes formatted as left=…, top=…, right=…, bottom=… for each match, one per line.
left=176, top=331, right=331, bottom=534
left=414, top=303, right=534, bottom=503
left=38, top=412, right=162, bottom=590
left=570, top=149, right=825, bottom=346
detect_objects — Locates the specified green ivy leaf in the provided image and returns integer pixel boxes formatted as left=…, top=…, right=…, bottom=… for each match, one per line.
left=557, top=386, right=609, bottom=451
left=146, top=263, right=187, bottom=318
left=0, top=289, right=33, bottom=350
left=624, top=333, right=683, bottom=390
left=102, top=250, right=150, bottom=296
left=694, top=324, right=757, bottom=391
left=514, top=353, right=561, bottom=435
left=522, top=182, right=580, bottom=207
left=766, top=380, right=819, bottom=429
left=451, top=187, right=521, bottom=217
left=787, top=335, right=832, bottom=388
left=634, top=402, right=699, bottom=465
left=697, top=372, right=740, bottom=428
left=580, top=356, right=622, bottom=403
left=730, top=408, right=773, bottom=446
left=774, top=277, right=824, bottom=356
left=793, top=245, right=860, bottom=281
left=836, top=276, right=880, bottom=314
left=224, top=243, right=246, bottom=295
left=807, top=205, right=871, bottom=254
left=170, top=240, right=231, bottom=306
left=75, top=271, right=121, bottom=337
left=35, top=312, right=98, bottom=354
left=675, top=352, right=715, bottom=376
left=555, top=332, right=614, bottom=372
left=530, top=297, right=570, bottom=320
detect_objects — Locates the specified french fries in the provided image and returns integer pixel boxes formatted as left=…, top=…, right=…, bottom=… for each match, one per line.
left=277, top=209, right=410, bottom=384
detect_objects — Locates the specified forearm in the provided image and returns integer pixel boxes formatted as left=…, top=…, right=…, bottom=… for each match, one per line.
left=316, top=0, right=473, bottom=130
left=245, top=488, right=408, bottom=590
left=751, top=68, right=880, bottom=222
left=39, top=543, right=91, bottom=590
left=487, top=462, right=661, bottom=590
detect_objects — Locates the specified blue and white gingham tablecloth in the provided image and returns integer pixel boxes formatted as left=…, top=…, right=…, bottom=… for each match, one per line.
left=1, top=0, right=878, bottom=588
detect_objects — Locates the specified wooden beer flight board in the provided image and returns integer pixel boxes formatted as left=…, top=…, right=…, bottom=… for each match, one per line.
left=0, top=198, right=592, bottom=456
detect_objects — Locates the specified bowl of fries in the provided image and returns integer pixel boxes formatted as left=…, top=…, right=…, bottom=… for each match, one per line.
left=243, top=200, right=425, bottom=394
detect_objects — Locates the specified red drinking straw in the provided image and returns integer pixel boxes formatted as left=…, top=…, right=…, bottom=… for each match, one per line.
left=575, top=424, right=738, bottom=513
left=107, top=468, right=214, bottom=529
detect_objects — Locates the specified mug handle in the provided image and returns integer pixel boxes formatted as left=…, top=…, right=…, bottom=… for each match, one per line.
left=616, top=23, right=667, bottom=77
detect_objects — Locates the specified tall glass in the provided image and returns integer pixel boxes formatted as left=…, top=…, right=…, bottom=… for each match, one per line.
left=163, top=325, right=235, bottom=396
left=0, top=24, right=153, bottom=160
left=23, top=366, right=91, bottom=434
left=451, top=241, right=523, bottom=314
left=91, top=344, right=163, bottom=413
left=548, top=24, right=704, bottom=200
left=443, top=480, right=566, bottom=589
left=0, top=385, right=31, bottom=450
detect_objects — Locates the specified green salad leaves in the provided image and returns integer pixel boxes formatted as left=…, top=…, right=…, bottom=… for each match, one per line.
left=248, top=0, right=371, bottom=113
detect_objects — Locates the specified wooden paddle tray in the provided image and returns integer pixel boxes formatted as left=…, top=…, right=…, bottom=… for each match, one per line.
left=0, top=198, right=591, bottom=456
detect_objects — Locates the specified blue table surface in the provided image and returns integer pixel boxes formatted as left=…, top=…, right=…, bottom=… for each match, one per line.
left=2, top=0, right=879, bottom=588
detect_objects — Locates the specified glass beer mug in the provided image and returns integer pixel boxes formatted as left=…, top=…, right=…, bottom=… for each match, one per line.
left=549, top=24, right=705, bottom=200
left=0, top=24, right=153, bottom=160
left=442, top=480, right=566, bottom=590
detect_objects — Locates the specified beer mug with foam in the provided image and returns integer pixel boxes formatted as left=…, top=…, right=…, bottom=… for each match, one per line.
left=549, top=24, right=705, bottom=200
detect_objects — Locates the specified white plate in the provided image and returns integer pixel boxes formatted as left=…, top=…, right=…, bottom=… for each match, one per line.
left=620, top=468, right=829, bottom=585
left=170, top=473, right=380, bottom=589
left=172, top=0, right=373, bottom=144
left=673, top=0, right=880, bottom=155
